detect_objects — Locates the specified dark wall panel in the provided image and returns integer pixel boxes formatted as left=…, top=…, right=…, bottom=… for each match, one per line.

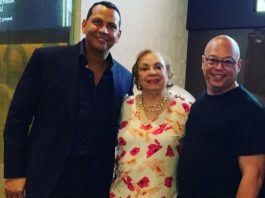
left=187, top=0, right=265, bottom=30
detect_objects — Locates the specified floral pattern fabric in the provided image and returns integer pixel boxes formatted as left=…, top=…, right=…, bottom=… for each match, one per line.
left=109, top=95, right=190, bottom=198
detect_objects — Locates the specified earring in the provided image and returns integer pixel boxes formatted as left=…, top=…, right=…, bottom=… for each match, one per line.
left=167, top=78, right=173, bottom=87
left=137, top=82, right=142, bottom=90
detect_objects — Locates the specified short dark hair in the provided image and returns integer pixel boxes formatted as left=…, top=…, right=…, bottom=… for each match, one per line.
left=86, top=1, right=121, bottom=28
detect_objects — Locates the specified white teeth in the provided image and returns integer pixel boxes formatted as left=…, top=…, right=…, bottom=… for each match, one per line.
left=213, top=74, right=223, bottom=77
left=97, top=36, right=107, bottom=42
left=148, top=79, right=159, bottom=83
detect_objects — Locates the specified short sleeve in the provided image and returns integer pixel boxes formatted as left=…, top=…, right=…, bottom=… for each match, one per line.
left=235, top=105, right=265, bottom=156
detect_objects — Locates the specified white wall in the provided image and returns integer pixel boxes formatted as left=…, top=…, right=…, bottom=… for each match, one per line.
left=80, top=0, right=188, bottom=87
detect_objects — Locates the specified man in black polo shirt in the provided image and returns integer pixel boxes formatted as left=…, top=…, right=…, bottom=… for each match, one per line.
left=177, top=35, right=265, bottom=198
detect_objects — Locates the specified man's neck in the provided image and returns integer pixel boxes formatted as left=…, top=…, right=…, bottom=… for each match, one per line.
left=207, top=82, right=239, bottom=96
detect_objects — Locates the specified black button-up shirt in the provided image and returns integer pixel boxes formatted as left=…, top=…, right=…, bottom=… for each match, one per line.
left=70, top=40, right=114, bottom=157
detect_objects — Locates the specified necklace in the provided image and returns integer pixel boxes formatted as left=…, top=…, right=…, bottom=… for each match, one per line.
left=135, top=94, right=169, bottom=124
left=137, top=94, right=168, bottom=112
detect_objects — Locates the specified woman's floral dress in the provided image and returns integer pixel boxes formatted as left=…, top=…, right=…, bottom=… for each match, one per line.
left=109, top=95, right=191, bottom=198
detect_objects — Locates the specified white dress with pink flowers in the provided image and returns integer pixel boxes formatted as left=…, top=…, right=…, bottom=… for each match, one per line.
left=109, top=95, right=190, bottom=198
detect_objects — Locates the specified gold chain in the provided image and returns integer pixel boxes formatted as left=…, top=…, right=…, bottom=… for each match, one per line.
left=137, top=94, right=168, bottom=112
left=135, top=94, right=169, bottom=124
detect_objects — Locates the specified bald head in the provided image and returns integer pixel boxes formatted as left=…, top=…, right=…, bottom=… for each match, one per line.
left=202, top=35, right=242, bottom=95
left=204, top=35, right=240, bottom=61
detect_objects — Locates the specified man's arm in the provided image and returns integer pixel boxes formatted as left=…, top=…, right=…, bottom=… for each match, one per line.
left=236, top=155, right=265, bottom=198
left=4, top=178, right=26, bottom=198
left=4, top=49, right=42, bottom=177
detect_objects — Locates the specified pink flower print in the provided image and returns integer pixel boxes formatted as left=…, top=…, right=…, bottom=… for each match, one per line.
left=169, top=100, right=177, bottom=106
left=122, top=175, right=135, bottom=191
left=119, top=121, right=128, bottom=129
left=146, top=139, right=162, bottom=158
left=166, top=145, right=174, bottom=157
left=182, top=102, right=190, bottom=113
left=109, top=192, right=115, bottom=198
left=164, top=176, right=173, bottom=188
left=165, top=126, right=172, bottom=130
left=137, top=176, right=150, bottom=188
left=152, top=123, right=167, bottom=135
left=152, top=123, right=172, bottom=135
left=126, top=98, right=134, bottom=104
left=130, top=147, right=140, bottom=156
left=116, top=150, right=126, bottom=161
left=140, top=124, right=152, bottom=130
left=118, top=137, right=127, bottom=146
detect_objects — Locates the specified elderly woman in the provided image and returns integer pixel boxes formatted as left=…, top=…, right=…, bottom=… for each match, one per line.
left=109, top=49, right=191, bottom=197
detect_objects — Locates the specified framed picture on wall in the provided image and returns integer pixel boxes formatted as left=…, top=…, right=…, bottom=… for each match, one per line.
left=0, top=0, right=72, bottom=44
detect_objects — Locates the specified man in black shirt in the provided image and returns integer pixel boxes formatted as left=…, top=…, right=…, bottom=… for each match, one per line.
left=4, top=1, right=133, bottom=198
left=177, top=35, right=265, bottom=198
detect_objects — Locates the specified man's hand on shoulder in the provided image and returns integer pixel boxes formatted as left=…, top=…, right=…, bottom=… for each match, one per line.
left=4, top=178, right=26, bottom=198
